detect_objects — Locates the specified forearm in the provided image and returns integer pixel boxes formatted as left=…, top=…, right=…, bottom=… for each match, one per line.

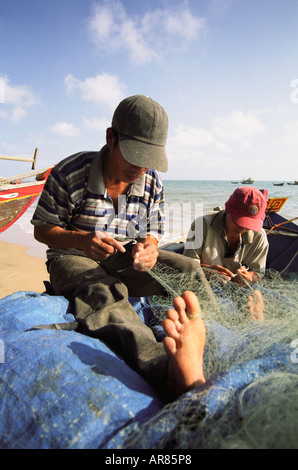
left=34, top=224, right=87, bottom=250
left=34, top=224, right=126, bottom=260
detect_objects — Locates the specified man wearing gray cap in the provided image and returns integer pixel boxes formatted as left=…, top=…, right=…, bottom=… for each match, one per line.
left=31, top=95, right=205, bottom=400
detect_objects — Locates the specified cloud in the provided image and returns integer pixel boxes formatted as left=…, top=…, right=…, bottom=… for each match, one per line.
left=168, top=110, right=266, bottom=163
left=211, top=110, right=266, bottom=145
left=0, top=75, right=39, bottom=122
left=83, top=116, right=110, bottom=132
left=280, top=120, right=298, bottom=147
left=163, top=8, right=205, bottom=41
left=169, top=124, right=214, bottom=148
left=88, top=1, right=206, bottom=64
left=64, top=73, right=125, bottom=110
left=50, top=121, right=80, bottom=137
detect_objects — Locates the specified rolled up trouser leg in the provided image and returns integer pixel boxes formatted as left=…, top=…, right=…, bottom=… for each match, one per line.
left=49, top=254, right=169, bottom=395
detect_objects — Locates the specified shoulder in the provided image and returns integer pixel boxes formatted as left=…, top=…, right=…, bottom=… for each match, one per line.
left=144, top=169, right=163, bottom=190
left=245, top=228, right=269, bottom=247
left=54, top=151, right=98, bottom=178
left=255, top=228, right=269, bottom=243
left=204, top=210, right=225, bottom=229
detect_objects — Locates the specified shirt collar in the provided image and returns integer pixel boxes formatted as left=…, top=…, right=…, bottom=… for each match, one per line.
left=87, top=146, right=106, bottom=195
left=129, top=174, right=146, bottom=196
left=87, top=145, right=146, bottom=196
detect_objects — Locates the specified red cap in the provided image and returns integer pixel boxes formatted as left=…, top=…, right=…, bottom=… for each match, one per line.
left=225, top=186, right=267, bottom=231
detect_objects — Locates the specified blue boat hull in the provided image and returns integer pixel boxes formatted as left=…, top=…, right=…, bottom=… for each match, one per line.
left=263, top=212, right=298, bottom=277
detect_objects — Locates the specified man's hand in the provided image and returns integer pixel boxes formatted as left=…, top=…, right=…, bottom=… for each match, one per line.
left=202, top=264, right=234, bottom=281
left=34, top=224, right=125, bottom=261
left=232, top=267, right=259, bottom=286
left=82, top=231, right=126, bottom=260
left=132, top=241, right=159, bottom=271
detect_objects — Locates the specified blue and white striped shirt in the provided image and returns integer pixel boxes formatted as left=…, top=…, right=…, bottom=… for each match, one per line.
left=31, top=146, right=165, bottom=250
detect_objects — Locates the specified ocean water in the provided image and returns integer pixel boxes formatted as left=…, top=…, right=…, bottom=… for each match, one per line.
left=0, top=180, right=297, bottom=257
left=162, top=180, right=297, bottom=244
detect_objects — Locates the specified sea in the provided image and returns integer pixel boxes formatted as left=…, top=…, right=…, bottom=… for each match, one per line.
left=0, top=180, right=297, bottom=258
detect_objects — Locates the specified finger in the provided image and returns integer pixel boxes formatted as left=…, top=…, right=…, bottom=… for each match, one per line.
left=222, top=268, right=234, bottom=278
left=237, top=265, right=247, bottom=273
left=134, top=256, right=157, bottom=271
left=215, top=270, right=231, bottom=280
left=103, top=237, right=126, bottom=253
left=133, top=258, right=151, bottom=270
left=238, top=271, right=250, bottom=281
left=133, top=243, right=144, bottom=257
left=95, top=240, right=116, bottom=255
left=95, top=231, right=126, bottom=253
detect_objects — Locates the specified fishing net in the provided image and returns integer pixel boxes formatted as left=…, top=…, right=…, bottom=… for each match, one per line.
left=139, top=261, right=298, bottom=449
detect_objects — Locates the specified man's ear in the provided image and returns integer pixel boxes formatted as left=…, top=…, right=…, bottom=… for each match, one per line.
left=106, top=127, right=114, bottom=148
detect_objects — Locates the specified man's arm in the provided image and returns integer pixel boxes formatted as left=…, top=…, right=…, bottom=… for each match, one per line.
left=34, top=224, right=125, bottom=260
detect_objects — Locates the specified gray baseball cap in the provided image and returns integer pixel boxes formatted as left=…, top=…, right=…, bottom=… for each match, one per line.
left=111, top=95, right=168, bottom=172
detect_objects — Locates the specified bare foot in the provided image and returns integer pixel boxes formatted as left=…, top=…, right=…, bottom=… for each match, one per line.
left=247, top=289, right=264, bottom=322
left=162, top=291, right=206, bottom=399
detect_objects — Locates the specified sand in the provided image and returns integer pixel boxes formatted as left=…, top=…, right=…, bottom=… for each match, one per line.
left=0, top=240, right=49, bottom=299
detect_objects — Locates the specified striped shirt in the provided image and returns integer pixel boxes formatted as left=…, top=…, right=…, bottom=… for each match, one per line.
left=31, top=146, right=165, bottom=256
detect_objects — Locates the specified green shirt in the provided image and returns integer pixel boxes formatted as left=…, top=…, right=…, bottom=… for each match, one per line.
left=183, top=210, right=269, bottom=275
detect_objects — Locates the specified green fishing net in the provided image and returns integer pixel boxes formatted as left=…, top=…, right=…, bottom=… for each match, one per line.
left=142, top=262, right=298, bottom=449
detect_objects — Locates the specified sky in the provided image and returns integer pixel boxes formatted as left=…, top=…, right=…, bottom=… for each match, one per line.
left=1, top=0, right=298, bottom=181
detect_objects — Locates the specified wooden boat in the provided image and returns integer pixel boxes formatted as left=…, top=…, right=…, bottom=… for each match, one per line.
left=0, top=149, right=52, bottom=233
left=287, top=181, right=298, bottom=185
left=241, top=177, right=254, bottom=184
left=263, top=197, right=298, bottom=276
left=273, top=182, right=284, bottom=186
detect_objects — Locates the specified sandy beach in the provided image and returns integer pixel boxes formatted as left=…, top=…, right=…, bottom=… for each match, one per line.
left=0, top=240, right=49, bottom=299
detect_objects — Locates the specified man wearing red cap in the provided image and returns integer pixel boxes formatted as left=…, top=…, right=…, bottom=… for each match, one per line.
left=184, top=187, right=269, bottom=285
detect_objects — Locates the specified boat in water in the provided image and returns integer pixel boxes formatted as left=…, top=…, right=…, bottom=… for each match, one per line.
left=241, top=177, right=254, bottom=184
left=0, top=149, right=52, bottom=233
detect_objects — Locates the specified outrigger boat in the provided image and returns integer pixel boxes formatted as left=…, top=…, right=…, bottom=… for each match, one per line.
left=264, top=196, right=298, bottom=276
left=241, top=177, right=254, bottom=184
left=0, top=149, right=52, bottom=233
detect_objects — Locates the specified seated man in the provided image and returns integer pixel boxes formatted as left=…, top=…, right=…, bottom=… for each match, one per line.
left=183, top=187, right=269, bottom=286
left=31, top=94, right=202, bottom=400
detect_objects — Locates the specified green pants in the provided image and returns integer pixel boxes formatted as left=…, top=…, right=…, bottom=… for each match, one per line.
left=49, top=248, right=199, bottom=396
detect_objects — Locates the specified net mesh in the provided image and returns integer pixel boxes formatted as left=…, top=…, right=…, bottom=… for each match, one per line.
left=141, top=262, right=298, bottom=448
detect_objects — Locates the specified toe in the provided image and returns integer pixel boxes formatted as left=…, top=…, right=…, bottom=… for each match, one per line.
left=181, top=291, right=201, bottom=319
